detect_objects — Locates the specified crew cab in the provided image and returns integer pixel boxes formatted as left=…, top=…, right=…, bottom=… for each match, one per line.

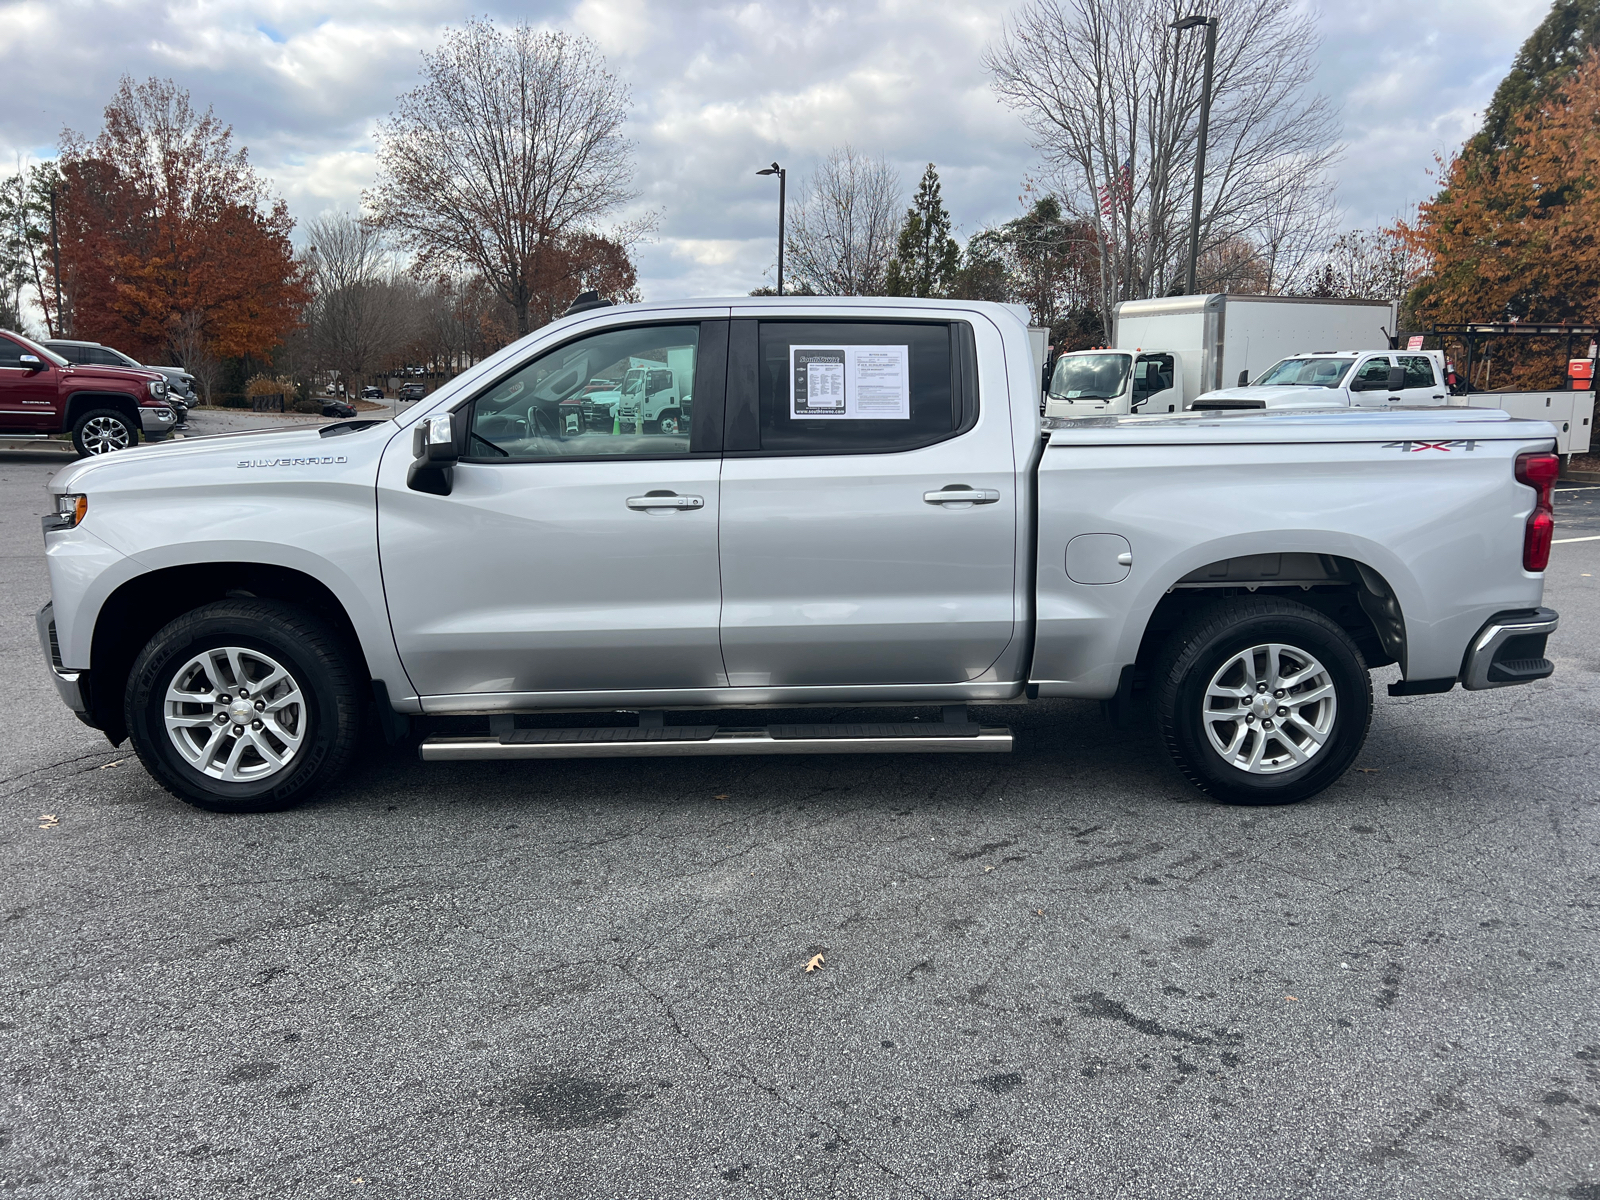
left=35, top=297, right=1561, bottom=814
left=2, top=330, right=175, bottom=454
left=1190, top=350, right=1449, bottom=411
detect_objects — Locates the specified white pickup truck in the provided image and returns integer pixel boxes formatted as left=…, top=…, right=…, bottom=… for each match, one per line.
left=36, top=297, right=1562, bottom=814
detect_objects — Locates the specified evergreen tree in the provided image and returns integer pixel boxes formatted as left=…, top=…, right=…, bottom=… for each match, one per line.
left=1475, top=0, right=1600, bottom=155
left=885, top=164, right=960, bottom=298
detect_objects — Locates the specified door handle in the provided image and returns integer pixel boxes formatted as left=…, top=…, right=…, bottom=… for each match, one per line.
left=626, top=492, right=704, bottom=511
left=924, top=487, right=1001, bottom=505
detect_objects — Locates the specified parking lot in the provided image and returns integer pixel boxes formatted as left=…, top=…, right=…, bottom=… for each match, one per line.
left=1, top=444, right=1596, bottom=1198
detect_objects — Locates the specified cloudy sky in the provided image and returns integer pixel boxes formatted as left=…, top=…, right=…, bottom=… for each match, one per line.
left=0, top=0, right=1553, bottom=300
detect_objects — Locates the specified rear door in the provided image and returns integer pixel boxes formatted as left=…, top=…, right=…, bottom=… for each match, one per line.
left=717, top=314, right=1016, bottom=687
left=1396, top=353, right=1447, bottom=405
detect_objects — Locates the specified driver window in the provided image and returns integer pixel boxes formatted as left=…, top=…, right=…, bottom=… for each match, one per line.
left=1354, top=356, right=1393, bottom=386
left=465, top=324, right=698, bottom=461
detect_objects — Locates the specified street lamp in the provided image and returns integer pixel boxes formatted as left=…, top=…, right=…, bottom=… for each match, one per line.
left=756, top=162, right=786, bottom=296
left=1171, top=13, right=1218, bottom=295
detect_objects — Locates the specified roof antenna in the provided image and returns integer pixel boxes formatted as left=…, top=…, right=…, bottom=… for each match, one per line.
left=565, top=290, right=612, bottom=317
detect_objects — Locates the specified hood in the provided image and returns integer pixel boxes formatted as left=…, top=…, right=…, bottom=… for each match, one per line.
left=1193, top=385, right=1348, bottom=411
left=48, top=417, right=394, bottom=492
left=63, top=362, right=166, bottom=385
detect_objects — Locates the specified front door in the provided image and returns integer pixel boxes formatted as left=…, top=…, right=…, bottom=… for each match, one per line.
left=377, top=318, right=729, bottom=701
left=0, top=335, right=61, bottom=431
left=1349, top=354, right=1397, bottom=408
left=717, top=315, right=1017, bottom=688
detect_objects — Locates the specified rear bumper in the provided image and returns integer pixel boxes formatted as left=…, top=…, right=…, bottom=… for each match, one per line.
left=36, top=601, right=89, bottom=714
left=1460, top=607, right=1558, bottom=690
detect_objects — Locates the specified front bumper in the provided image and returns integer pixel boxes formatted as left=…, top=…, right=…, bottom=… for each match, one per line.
left=36, top=601, right=89, bottom=714
left=1460, top=607, right=1559, bottom=690
left=139, top=405, right=176, bottom=433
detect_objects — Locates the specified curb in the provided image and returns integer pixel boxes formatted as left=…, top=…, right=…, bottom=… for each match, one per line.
left=1561, top=470, right=1600, bottom=485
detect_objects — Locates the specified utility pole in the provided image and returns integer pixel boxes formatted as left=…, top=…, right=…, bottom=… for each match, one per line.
left=49, top=184, right=63, bottom=337
left=756, top=162, right=787, bottom=295
left=1171, top=14, right=1219, bottom=295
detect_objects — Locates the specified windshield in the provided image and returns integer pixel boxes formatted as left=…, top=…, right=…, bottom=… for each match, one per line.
left=11, top=333, right=68, bottom=368
left=621, top=368, right=647, bottom=395
left=1048, top=353, right=1132, bottom=402
left=1254, top=357, right=1355, bottom=388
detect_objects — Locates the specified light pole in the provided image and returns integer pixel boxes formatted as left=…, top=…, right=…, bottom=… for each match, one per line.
left=1171, top=14, right=1218, bottom=295
left=756, top=162, right=786, bottom=296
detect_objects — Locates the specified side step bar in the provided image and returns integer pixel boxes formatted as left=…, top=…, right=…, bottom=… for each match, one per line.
left=419, top=724, right=1014, bottom=761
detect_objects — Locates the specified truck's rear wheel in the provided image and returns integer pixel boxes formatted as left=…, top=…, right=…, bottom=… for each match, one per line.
left=125, top=600, right=363, bottom=813
left=1154, top=597, right=1371, bottom=805
left=72, top=408, right=138, bottom=456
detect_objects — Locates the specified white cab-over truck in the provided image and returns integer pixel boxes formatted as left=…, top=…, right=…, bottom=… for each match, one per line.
left=1044, top=294, right=1399, bottom=418
left=37, top=297, right=1562, bottom=814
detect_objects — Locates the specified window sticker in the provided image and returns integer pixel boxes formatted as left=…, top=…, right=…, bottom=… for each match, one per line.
left=790, top=344, right=910, bottom=419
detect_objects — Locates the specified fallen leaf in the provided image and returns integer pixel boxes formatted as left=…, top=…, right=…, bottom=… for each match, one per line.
left=983, top=865, right=995, bottom=873
left=1356, top=768, right=1380, bottom=775
left=805, top=953, right=825, bottom=973
left=97, top=759, right=124, bottom=770
left=1036, top=909, right=1045, bottom=916
left=713, top=794, right=727, bottom=800
left=1286, top=995, right=1298, bottom=1001
left=38, top=814, right=59, bottom=829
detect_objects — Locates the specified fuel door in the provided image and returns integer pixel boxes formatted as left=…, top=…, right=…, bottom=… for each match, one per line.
left=1066, top=533, right=1133, bottom=584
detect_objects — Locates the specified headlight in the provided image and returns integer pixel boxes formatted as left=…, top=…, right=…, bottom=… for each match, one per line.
left=43, top=493, right=87, bottom=533
left=148, top=378, right=167, bottom=397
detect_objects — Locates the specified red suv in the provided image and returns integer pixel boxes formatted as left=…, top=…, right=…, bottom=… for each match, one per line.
left=0, top=330, right=175, bottom=455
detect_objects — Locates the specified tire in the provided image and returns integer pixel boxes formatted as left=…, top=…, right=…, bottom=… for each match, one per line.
left=656, top=410, right=681, bottom=436
left=124, top=600, right=363, bottom=813
left=72, top=408, right=138, bottom=457
left=1153, top=597, right=1372, bottom=805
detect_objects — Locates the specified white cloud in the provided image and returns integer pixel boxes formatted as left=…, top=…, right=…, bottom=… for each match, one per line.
left=0, top=0, right=1560, bottom=300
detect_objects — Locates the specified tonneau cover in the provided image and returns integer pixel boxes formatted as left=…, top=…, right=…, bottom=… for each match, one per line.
left=1044, top=405, right=1559, bottom=447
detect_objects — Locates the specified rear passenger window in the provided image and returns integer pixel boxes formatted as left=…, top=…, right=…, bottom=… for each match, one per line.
left=754, top=322, right=966, bottom=454
left=1399, top=355, right=1436, bottom=388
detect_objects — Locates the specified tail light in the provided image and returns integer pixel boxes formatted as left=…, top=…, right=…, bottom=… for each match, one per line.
left=1515, top=451, right=1560, bottom=571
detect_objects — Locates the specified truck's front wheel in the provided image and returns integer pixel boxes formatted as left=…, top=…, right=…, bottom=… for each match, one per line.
left=124, top=600, right=363, bottom=813
left=72, top=408, right=138, bottom=456
left=1154, top=598, right=1371, bottom=805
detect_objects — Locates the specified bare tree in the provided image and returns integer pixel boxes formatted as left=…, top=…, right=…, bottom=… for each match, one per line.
left=986, top=0, right=1341, bottom=332
left=1307, top=226, right=1427, bottom=302
left=367, top=20, right=639, bottom=337
left=304, top=212, right=419, bottom=392
left=787, top=146, right=903, bottom=296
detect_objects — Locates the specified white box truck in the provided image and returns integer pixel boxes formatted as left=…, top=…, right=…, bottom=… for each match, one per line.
left=1043, top=294, right=1397, bottom=418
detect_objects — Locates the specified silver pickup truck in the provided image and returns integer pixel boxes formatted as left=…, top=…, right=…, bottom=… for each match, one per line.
left=36, top=297, right=1561, bottom=813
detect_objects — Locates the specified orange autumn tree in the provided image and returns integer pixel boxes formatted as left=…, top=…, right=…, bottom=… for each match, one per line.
left=58, top=78, right=308, bottom=387
left=1401, top=49, right=1600, bottom=388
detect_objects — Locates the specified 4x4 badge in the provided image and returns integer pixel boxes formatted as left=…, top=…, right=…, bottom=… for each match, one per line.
left=1381, top=440, right=1478, bottom=452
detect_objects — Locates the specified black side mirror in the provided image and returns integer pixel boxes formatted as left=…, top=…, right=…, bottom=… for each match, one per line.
left=1237, top=369, right=1249, bottom=386
left=1386, top=365, right=1406, bottom=391
left=18, top=354, right=42, bottom=371
left=407, top=412, right=461, bottom=495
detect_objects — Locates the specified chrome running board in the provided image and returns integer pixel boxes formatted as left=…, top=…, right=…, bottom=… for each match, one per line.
left=418, top=725, right=1014, bottom=761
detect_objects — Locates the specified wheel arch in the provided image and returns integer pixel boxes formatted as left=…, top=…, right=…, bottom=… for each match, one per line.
left=86, top=562, right=376, bottom=744
left=1133, top=551, right=1406, bottom=680
left=65, top=390, right=142, bottom=429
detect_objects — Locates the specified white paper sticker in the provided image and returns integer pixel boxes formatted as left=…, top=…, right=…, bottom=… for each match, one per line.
left=790, top=345, right=910, bottom=419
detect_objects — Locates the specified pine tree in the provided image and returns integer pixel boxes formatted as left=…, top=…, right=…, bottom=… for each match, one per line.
left=885, top=164, right=960, bottom=298
left=1475, top=0, right=1600, bottom=155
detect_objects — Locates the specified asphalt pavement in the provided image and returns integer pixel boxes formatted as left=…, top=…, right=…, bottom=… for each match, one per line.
left=1, top=445, right=1597, bottom=1199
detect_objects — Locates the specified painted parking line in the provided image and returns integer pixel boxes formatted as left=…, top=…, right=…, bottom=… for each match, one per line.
left=1553, top=534, right=1600, bottom=544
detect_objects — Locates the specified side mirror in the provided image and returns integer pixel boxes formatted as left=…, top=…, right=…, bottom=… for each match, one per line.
left=1237, top=369, right=1249, bottom=386
left=407, top=412, right=460, bottom=495
left=1386, top=365, right=1406, bottom=391
left=18, top=354, right=42, bottom=370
